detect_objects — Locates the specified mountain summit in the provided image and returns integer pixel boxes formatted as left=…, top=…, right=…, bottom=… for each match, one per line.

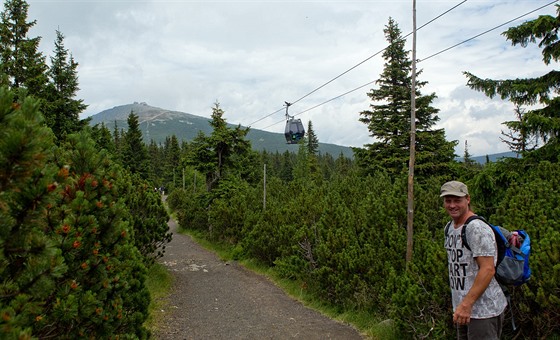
left=88, top=102, right=354, bottom=157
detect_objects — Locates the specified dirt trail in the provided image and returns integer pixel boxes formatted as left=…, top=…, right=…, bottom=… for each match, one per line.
left=152, top=218, right=365, bottom=340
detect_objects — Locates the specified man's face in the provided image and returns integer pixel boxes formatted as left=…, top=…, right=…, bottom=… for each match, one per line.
left=443, top=195, right=470, bottom=221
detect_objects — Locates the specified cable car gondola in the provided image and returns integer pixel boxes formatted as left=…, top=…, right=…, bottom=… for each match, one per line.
left=283, top=102, right=305, bottom=144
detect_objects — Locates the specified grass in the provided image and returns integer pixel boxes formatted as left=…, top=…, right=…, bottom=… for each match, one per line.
left=180, top=228, right=400, bottom=340
left=144, top=262, right=174, bottom=333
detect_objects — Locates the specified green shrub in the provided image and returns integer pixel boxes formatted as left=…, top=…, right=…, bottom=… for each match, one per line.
left=0, top=89, right=151, bottom=339
left=0, top=89, right=66, bottom=339
left=119, top=172, right=172, bottom=265
left=491, top=161, right=560, bottom=338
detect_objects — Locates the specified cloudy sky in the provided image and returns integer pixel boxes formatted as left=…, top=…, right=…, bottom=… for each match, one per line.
left=25, top=0, right=558, bottom=156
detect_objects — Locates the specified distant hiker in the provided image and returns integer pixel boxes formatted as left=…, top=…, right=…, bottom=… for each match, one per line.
left=441, top=180, right=507, bottom=339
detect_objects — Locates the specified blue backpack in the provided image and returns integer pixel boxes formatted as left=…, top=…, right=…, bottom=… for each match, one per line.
left=445, top=215, right=531, bottom=286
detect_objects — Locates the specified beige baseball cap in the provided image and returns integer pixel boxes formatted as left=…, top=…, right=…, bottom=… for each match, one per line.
left=440, top=181, right=469, bottom=197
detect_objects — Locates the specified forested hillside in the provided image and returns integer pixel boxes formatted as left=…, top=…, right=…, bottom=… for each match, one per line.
left=89, top=102, right=354, bottom=158
left=1, top=0, right=560, bottom=339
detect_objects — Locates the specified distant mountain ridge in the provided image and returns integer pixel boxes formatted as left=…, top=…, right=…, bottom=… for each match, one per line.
left=89, top=102, right=355, bottom=158
left=469, top=151, right=518, bottom=164
left=89, top=102, right=517, bottom=163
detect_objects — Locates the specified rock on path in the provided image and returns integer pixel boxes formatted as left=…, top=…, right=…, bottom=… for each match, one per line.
left=153, top=219, right=365, bottom=340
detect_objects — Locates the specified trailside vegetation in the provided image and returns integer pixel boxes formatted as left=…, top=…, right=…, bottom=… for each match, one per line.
left=0, top=90, right=156, bottom=338
left=464, top=5, right=560, bottom=162
left=165, top=14, right=560, bottom=340
left=2, top=0, right=560, bottom=338
left=0, top=0, right=171, bottom=338
left=354, top=18, right=457, bottom=179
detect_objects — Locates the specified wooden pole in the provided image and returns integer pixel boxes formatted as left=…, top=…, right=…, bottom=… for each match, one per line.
left=263, top=164, right=267, bottom=211
left=406, top=0, right=417, bottom=265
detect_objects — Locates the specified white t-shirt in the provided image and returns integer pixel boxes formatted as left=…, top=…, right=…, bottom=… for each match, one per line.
left=444, top=218, right=507, bottom=319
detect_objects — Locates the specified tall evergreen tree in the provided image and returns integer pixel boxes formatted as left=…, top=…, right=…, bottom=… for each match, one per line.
left=44, top=30, right=88, bottom=140
left=147, top=139, right=162, bottom=185
left=112, top=120, right=122, bottom=160
left=463, top=140, right=474, bottom=165
left=163, top=135, right=181, bottom=188
left=90, top=122, right=115, bottom=154
left=500, top=105, right=535, bottom=155
left=121, top=111, right=148, bottom=177
left=0, top=0, right=48, bottom=97
left=187, top=102, right=252, bottom=191
left=305, top=120, right=319, bottom=156
left=464, top=5, right=560, bottom=160
left=355, top=17, right=456, bottom=177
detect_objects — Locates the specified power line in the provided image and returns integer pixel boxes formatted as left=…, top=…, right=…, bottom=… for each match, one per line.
left=247, top=107, right=284, bottom=127
left=261, top=80, right=376, bottom=130
left=419, top=0, right=559, bottom=63
left=251, top=0, right=558, bottom=131
left=247, top=0, right=467, bottom=128
left=286, top=0, right=468, bottom=107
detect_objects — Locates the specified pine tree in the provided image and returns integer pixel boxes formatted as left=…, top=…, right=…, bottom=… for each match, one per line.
left=47, top=131, right=150, bottom=338
left=0, top=89, right=151, bottom=338
left=464, top=6, right=560, bottom=160
left=121, top=111, right=149, bottom=176
left=500, top=105, right=537, bottom=155
left=355, top=17, right=456, bottom=177
left=305, top=120, right=319, bottom=156
left=90, top=122, right=115, bottom=154
left=0, top=88, right=64, bottom=339
left=187, top=102, right=252, bottom=191
left=119, top=171, right=171, bottom=266
left=0, top=0, right=48, bottom=97
left=163, top=135, right=181, bottom=189
left=44, top=30, right=88, bottom=141
left=112, top=120, right=123, bottom=161
left=147, top=139, right=162, bottom=186
left=463, top=140, right=474, bottom=165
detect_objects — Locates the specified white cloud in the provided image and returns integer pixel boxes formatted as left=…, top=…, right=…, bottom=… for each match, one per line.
left=25, top=0, right=558, bottom=156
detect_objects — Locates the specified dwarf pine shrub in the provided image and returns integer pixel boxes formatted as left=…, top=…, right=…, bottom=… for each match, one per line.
left=0, top=89, right=151, bottom=339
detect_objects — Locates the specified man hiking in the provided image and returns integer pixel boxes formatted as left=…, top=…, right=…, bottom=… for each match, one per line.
left=442, top=180, right=507, bottom=339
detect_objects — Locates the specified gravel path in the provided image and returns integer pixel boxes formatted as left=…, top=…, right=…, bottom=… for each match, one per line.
left=152, top=218, right=365, bottom=340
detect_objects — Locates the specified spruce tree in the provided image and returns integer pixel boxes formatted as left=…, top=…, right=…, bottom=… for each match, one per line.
left=44, top=30, right=88, bottom=141
left=90, top=122, right=115, bottom=154
left=355, top=17, right=456, bottom=177
left=112, top=120, right=123, bottom=161
left=463, top=140, right=474, bottom=165
left=163, top=135, right=181, bottom=189
left=305, top=120, right=319, bottom=156
left=0, top=0, right=48, bottom=98
left=500, top=105, right=535, bottom=154
left=121, top=111, right=149, bottom=177
left=187, top=102, right=252, bottom=191
left=147, top=139, right=162, bottom=186
left=464, top=6, right=560, bottom=160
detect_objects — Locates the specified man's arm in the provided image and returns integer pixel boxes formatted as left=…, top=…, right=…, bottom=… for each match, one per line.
left=453, top=256, right=495, bottom=325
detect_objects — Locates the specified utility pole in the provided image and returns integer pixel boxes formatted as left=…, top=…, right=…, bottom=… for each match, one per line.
left=406, top=0, right=417, bottom=265
left=263, top=164, right=267, bottom=211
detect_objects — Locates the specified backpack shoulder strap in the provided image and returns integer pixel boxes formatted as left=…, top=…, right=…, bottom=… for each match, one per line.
left=444, top=221, right=452, bottom=237
left=461, top=215, right=489, bottom=251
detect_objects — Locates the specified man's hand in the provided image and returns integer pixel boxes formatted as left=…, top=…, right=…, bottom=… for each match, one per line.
left=453, top=301, right=473, bottom=325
